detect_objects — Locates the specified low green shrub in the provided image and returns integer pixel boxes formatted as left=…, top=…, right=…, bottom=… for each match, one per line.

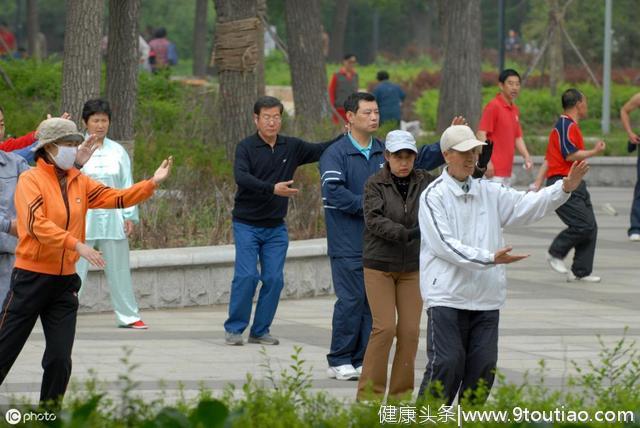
left=9, top=332, right=640, bottom=427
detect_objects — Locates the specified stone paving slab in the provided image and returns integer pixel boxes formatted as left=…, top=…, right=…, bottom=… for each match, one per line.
left=1, top=186, right=639, bottom=404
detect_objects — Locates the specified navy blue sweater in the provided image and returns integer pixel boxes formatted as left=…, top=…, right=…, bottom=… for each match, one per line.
left=232, top=133, right=338, bottom=227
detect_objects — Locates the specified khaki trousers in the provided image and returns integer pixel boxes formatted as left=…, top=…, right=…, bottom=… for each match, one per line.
left=357, top=268, right=423, bottom=400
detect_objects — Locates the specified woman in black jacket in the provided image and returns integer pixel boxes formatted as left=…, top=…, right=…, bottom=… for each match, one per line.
left=356, top=130, right=434, bottom=400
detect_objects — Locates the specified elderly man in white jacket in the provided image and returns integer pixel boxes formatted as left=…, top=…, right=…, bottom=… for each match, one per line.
left=417, top=125, right=589, bottom=404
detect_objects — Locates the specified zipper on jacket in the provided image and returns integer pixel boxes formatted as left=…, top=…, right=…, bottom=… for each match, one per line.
left=59, top=177, right=71, bottom=275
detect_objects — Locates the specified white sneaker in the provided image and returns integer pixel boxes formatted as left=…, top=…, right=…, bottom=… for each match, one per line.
left=546, top=253, right=568, bottom=274
left=327, top=364, right=359, bottom=381
left=355, top=365, right=362, bottom=376
left=629, top=233, right=640, bottom=242
left=567, top=272, right=601, bottom=283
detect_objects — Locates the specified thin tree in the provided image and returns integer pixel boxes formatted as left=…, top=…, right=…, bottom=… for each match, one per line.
left=328, top=0, right=349, bottom=62
left=105, top=0, right=140, bottom=162
left=213, top=0, right=260, bottom=160
left=548, top=0, right=564, bottom=96
left=284, top=0, right=330, bottom=135
left=436, top=0, right=482, bottom=133
left=26, top=0, right=40, bottom=59
left=192, top=0, right=209, bottom=77
left=61, top=0, right=103, bottom=123
left=256, top=0, right=266, bottom=96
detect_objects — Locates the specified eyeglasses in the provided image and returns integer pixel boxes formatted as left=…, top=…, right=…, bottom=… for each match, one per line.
left=260, top=115, right=282, bottom=123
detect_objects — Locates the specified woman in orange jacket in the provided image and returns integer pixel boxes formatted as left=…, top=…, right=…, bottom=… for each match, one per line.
left=0, top=117, right=172, bottom=404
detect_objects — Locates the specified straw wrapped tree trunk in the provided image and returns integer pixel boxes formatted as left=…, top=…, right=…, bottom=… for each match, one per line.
left=213, top=0, right=260, bottom=161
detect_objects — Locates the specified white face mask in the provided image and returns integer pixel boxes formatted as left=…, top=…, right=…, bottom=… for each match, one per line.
left=52, top=144, right=78, bottom=170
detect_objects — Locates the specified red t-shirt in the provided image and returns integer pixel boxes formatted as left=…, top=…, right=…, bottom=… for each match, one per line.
left=545, top=115, right=584, bottom=178
left=478, top=93, right=523, bottom=177
left=0, top=29, right=16, bottom=55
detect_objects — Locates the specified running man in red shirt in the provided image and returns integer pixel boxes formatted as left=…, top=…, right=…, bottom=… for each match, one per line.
left=477, top=69, right=533, bottom=186
left=539, top=88, right=605, bottom=283
left=329, top=54, right=359, bottom=125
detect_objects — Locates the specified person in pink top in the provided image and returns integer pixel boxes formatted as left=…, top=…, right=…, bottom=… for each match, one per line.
left=476, top=69, right=533, bottom=186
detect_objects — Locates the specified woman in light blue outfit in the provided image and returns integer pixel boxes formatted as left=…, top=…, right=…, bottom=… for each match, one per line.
left=75, top=99, right=147, bottom=329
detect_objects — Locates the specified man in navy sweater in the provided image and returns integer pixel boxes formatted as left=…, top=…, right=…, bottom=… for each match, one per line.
left=320, top=92, right=445, bottom=380
left=224, top=96, right=340, bottom=346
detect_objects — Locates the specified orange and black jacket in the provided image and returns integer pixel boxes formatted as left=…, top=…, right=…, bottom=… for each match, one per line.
left=14, top=158, right=156, bottom=275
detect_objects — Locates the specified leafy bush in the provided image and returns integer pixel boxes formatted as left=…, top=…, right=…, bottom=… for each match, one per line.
left=10, top=333, right=640, bottom=427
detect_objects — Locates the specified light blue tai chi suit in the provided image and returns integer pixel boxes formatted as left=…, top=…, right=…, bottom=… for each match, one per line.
left=76, top=137, right=142, bottom=326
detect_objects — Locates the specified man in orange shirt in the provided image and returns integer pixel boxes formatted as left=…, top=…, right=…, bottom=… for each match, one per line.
left=542, top=89, right=604, bottom=283
left=329, top=54, right=359, bottom=124
left=477, top=69, right=533, bottom=186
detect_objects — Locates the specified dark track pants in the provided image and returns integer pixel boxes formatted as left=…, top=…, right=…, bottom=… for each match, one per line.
left=0, top=268, right=81, bottom=404
left=327, top=256, right=372, bottom=368
left=547, top=177, right=597, bottom=278
left=629, top=152, right=640, bottom=236
left=418, top=306, right=499, bottom=405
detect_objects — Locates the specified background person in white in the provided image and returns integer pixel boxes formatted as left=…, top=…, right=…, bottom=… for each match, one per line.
left=416, top=125, right=589, bottom=404
left=75, top=99, right=147, bottom=329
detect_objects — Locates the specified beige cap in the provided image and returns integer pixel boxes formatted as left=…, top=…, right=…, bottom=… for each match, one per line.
left=440, top=125, right=486, bottom=152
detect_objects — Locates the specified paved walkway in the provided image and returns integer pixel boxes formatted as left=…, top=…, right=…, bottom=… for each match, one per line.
left=2, top=186, right=639, bottom=405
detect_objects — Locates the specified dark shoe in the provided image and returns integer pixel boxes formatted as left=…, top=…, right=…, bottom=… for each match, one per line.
left=248, top=334, right=280, bottom=345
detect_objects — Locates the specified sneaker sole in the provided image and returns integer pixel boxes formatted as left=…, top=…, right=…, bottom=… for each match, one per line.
left=225, top=340, right=244, bottom=346
left=327, top=369, right=359, bottom=381
left=247, top=339, right=279, bottom=345
left=547, top=259, right=568, bottom=274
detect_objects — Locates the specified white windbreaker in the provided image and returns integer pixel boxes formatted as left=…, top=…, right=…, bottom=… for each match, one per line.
left=418, top=168, right=571, bottom=310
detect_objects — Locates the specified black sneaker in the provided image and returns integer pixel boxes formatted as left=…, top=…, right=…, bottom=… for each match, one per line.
left=248, top=334, right=280, bottom=345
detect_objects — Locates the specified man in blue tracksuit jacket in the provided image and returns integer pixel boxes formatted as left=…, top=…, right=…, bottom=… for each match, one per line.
left=320, top=92, right=444, bottom=381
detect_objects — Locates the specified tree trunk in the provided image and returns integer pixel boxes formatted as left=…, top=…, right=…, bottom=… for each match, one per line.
left=105, top=0, right=140, bottom=162
left=436, top=0, right=482, bottom=134
left=61, top=0, right=103, bottom=123
left=328, top=0, right=349, bottom=62
left=284, top=0, right=330, bottom=136
left=548, top=0, right=564, bottom=96
left=371, top=9, right=380, bottom=61
left=192, top=0, right=209, bottom=77
left=256, top=0, right=266, bottom=96
left=213, top=0, right=260, bottom=161
left=26, top=0, right=40, bottom=59
left=410, top=1, right=432, bottom=53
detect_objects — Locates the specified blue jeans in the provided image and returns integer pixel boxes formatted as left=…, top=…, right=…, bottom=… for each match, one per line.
left=327, top=256, right=372, bottom=368
left=224, top=221, right=288, bottom=337
left=629, top=153, right=640, bottom=236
